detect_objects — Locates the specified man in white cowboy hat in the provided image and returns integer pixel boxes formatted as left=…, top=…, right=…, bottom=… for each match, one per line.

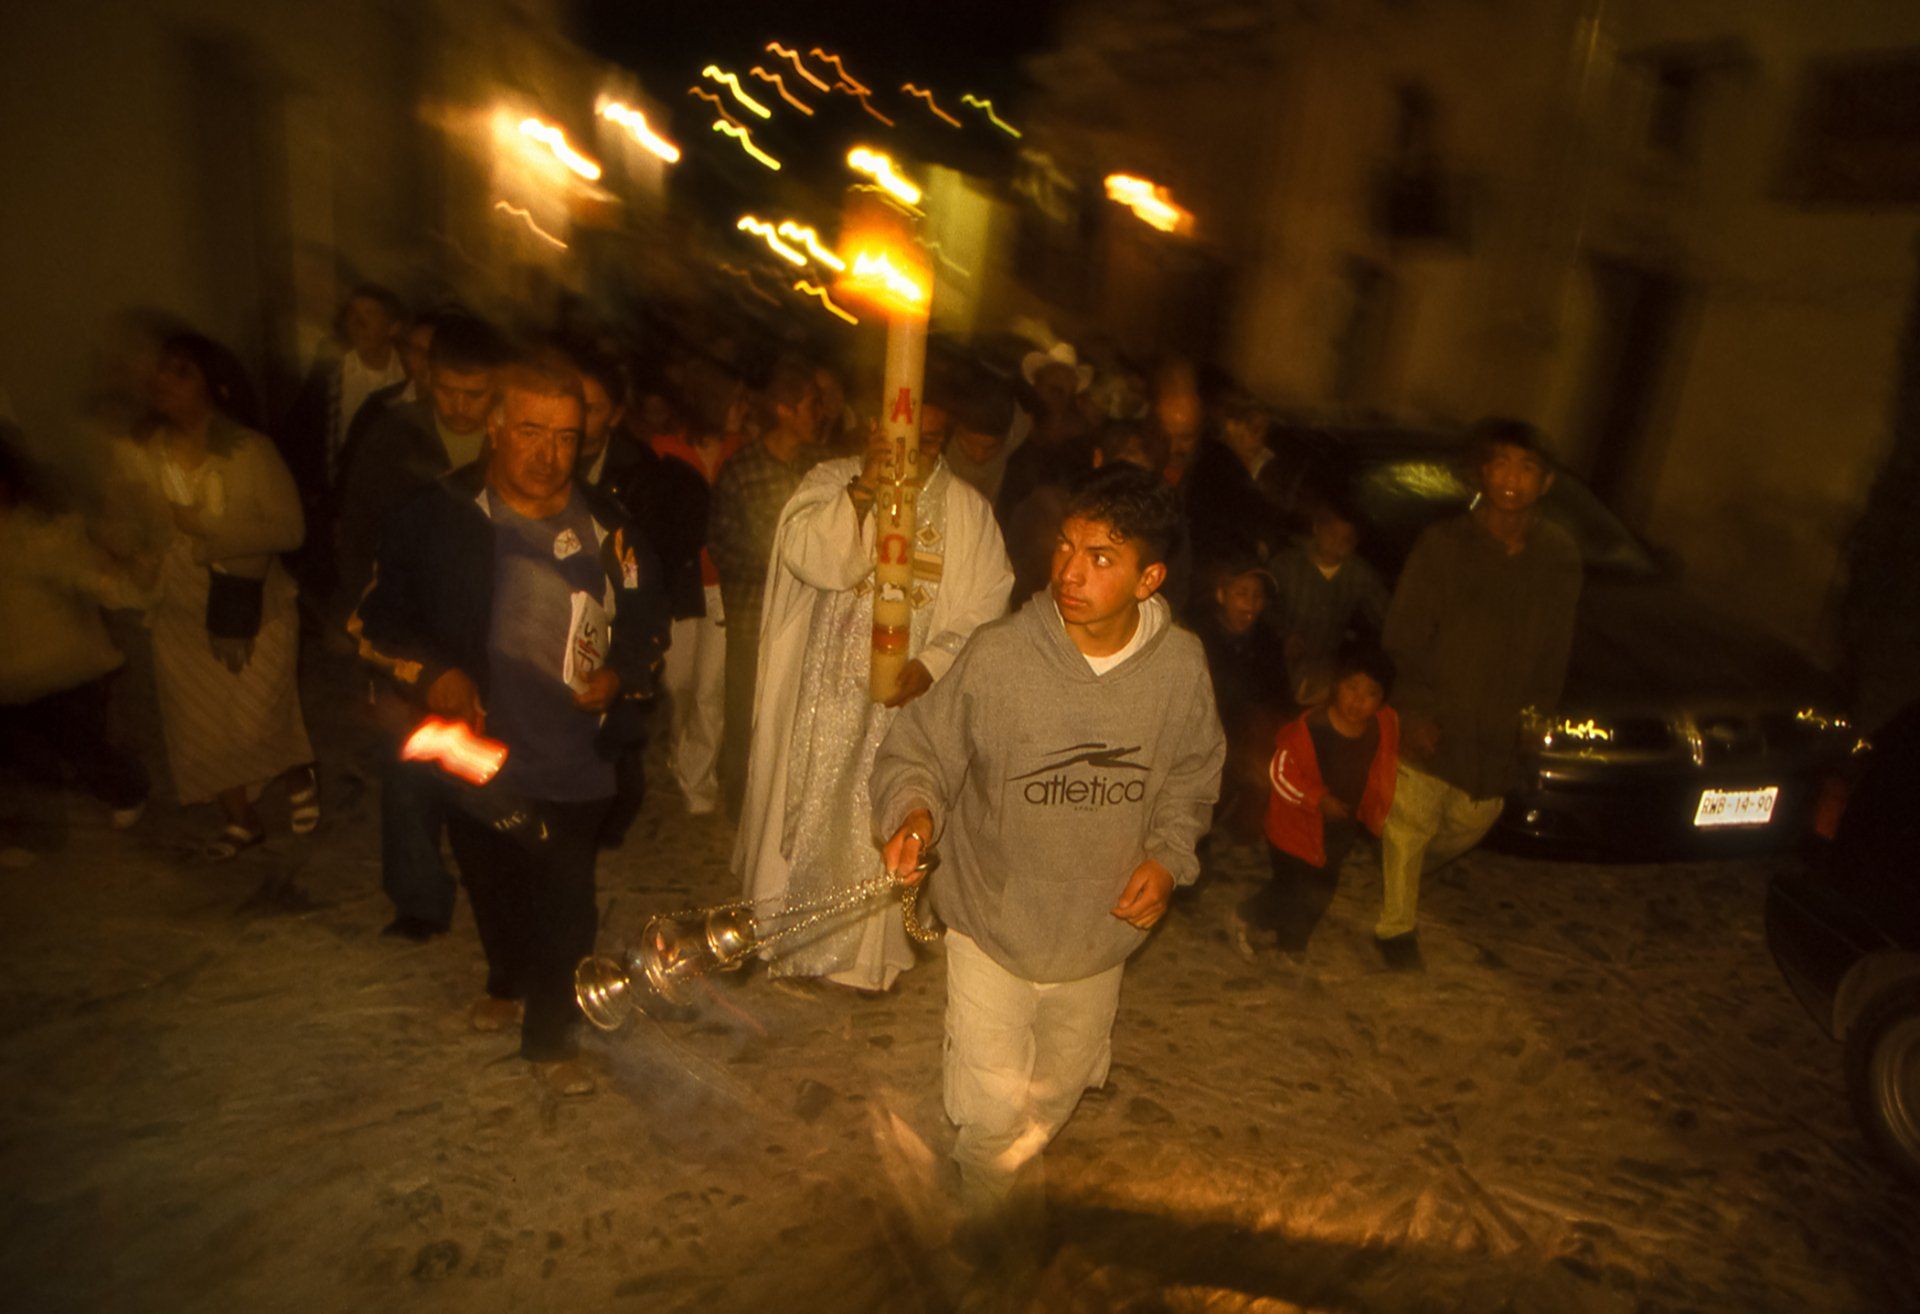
left=1020, top=341, right=1093, bottom=418
left=996, top=341, right=1095, bottom=528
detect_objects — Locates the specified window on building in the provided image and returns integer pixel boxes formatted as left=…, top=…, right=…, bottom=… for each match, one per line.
left=1778, top=50, right=1920, bottom=205
left=1619, top=38, right=1749, bottom=166
left=1371, top=81, right=1470, bottom=245
left=1646, top=61, right=1704, bottom=158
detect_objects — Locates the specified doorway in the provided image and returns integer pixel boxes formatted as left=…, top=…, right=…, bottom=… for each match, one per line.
left=1571, top=255, right=1686, bottom=515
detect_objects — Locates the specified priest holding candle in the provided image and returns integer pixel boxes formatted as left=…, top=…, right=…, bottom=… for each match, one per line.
left=733, top=244, right=1011, bottom=992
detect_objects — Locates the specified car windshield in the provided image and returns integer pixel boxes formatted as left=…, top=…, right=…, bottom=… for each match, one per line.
left=1346, top=456, right=1662, bottom=578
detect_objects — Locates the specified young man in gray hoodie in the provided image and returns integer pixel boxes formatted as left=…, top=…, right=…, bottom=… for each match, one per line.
left=871, top=463, right=1225, bottom=1223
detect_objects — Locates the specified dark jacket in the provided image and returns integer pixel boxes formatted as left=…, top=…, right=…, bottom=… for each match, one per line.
left=1382, top=512, right=1581, bottom=797
left=333, top=398, right=447, bottom=605
left=351, top=464, right=671, bottom=757
left=1268, top=546, right=1389, bottom=671
left=590, top=431, right=708, bottom=621
left=994, top=433, right=1091, bottom=533
left=1182, top=438, right=1290, bottom=572
left=276, top=356, right=341, bottom=505
left=1192, top=609, right=1294, bottom=723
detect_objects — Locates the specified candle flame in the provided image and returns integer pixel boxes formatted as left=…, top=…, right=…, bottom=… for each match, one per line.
left=959, top=93, right=1022, bottom=138
left=597, top=98, right=681, bottom=163
left=402, top=717, right=509, bottom=785
left=702, top=65, right=772, bottom=119
left=749, top=66, right=815, bottom=115
left=1104, top=173, right=1192, bottom=234
left=713, top=120, right=781, bottom=170
left=517, top=117, right=601, bottom=181
left=848, top=251, right=928, bottom=307
left=737, top=215, right=808, bottom=266
left=901, top=83, right=962, bottom=128
left=847, top=147, right=922, bottom=207
left=776, top=221, right=846, bottom=271
left=492, top=200, right=568, bottom=250
left=766, top=42, right=831, bottom=92
left=795, top=280, right=859, bottom=324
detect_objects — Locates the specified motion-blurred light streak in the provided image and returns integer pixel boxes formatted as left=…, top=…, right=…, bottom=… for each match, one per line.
left=847, top=147, right=922, bottom=206
left=811, top=49, right=870, bottom=97
left=737, top=215, right=807, bottom=266
left=776, top=221, right=847, bottom=271
left=915, top=236, right=971, bottom=279
left=959, top=93, right=1022, bottom=138
left=750, top=67, right=815, bottom=116
left=702, top=66, right=772, bottom=119
left=688, top=87, right=744, bottom=130
left=1104, top=173, right=1192, bottom=234
left=493, top=200, right=568, bottom=250
left=840, top=86, right=895, bottom=127
left=795, top=280, right=859, bottom=324
left=597, top=99, right=681, bottom=163
left=518, top=117, right=602, bottom=181
left=714, top=121, right=782, bottom=170
left=719, top=263, right=782, bottom=306
left=767, top=42, right=831, bottom=92
left=901, top=84, right=962, bottom=128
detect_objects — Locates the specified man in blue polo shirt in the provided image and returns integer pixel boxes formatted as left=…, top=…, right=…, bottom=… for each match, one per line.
left=356, top=351, right=668, bottom=1095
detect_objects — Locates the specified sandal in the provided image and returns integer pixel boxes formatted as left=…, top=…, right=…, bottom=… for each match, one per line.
left=287, top=771, right=321, bottom=836
left=202, top=822, right=264, bottom=862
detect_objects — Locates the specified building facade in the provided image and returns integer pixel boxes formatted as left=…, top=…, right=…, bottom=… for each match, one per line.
left=1025, top=0, right=1920, bottom=666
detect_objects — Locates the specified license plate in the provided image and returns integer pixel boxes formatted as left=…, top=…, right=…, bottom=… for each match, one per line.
left=1694, top=786, right=1779, bottom=828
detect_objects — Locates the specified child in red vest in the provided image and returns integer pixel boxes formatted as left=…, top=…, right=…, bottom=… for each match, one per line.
left=1236, top=648, right=1399, bottom=956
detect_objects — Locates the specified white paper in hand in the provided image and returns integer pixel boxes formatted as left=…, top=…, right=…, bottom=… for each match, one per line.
left=563, top=590, right=609, bottom=693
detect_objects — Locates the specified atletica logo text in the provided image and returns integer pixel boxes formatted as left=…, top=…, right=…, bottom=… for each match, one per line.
left=1010, top=742, right=1149, bottom=808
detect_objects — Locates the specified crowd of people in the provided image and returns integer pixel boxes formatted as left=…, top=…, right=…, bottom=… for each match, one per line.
left=0, top=281, right=1580, bottom=1253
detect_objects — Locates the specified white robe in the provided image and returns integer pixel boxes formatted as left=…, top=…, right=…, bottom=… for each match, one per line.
left=732, top=456, right=1012, bottom=990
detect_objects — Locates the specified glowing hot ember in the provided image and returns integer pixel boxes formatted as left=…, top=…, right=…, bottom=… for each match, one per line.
left=401, top=718, right=509, bottom=786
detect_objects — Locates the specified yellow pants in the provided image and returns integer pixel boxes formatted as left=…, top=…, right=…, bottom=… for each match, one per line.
left=1376, top=762, right=1504, bottom=939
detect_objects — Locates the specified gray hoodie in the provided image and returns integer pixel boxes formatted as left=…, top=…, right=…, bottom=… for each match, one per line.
left=870, top=593, right=1226, bottom=983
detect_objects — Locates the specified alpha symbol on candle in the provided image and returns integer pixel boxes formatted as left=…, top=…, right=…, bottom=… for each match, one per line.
left=879, top=533, right=910, bottom=564
left=889, top=387, right=916, bottom=423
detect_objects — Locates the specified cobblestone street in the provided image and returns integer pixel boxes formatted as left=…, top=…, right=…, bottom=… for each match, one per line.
left=2, top=722, right=1916, bottom=1312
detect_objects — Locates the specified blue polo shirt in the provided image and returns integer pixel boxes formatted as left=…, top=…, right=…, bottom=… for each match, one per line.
left=486, top=492, right=615, bottom=801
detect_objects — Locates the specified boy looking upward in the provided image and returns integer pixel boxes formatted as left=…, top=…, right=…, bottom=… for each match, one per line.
left=871, top=464, right=1224, bottom=1236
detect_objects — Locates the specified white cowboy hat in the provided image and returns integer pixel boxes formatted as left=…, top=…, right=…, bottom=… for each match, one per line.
left=1020, top=341, right=1094, bottom=392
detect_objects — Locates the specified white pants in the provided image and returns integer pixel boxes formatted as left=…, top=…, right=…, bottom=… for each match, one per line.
left=662, top=589, right=726, bottom=813
left=943, top=931, right=1124, bottom=1211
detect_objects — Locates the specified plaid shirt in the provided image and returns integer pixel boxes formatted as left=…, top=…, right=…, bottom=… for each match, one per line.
left=708, top=439, right=819, bottom=625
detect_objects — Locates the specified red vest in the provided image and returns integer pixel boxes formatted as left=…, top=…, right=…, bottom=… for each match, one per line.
left=1263, top=707, right=1400, bottom=867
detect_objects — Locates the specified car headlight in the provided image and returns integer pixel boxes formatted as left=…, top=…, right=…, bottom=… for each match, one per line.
left=1524, top=708, right=1616, bottom=750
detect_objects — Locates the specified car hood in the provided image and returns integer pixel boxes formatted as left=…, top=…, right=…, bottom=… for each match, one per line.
left=1562, top=576, right=1840, bottom=711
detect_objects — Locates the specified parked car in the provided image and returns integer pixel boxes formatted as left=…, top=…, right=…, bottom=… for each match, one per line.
left=1766, top=702, right=1920, bottom=1183
left=1267, top=426, right=1859, bottom=858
